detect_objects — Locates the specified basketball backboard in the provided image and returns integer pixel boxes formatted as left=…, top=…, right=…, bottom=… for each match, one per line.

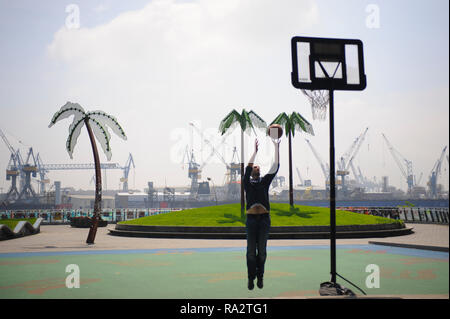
left=291, top=36, right=367, bottom=91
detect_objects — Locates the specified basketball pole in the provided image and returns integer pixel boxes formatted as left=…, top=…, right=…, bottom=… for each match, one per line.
left=328, top=89, right=337, bottom=283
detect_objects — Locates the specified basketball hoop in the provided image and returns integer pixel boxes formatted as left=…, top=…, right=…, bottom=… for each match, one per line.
left=301, top=89, right=329, bottom=121
left=291, top=36, right=367, bottom=287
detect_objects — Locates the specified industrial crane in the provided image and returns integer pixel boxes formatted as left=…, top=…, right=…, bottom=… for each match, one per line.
left=121, top=153, right=135, bottom=192
left=305, top=138, right=329, bottom=188
left=35, top=153, right=50, bottom=194
left=296, top=167, right=304, bottom=186
left=338, top=127, right=369, bottom=192
left=189, top=122, right=239, bottom=200
left=225, top=147, right=241, bottom=199
left=338, top=128, right=367, bottom=171
left=427, top=146, right=447, bottom=198
left=17, top=147, right=38, bottom=201
left=41, top=162, right=123, bottom=192
left=348, top=160, right=362, bottom=186
left=0, top=128, right=28, bottom=202
left=181, top=146, right=201, bottom=199
left=382, top=133, right=415, bottom=194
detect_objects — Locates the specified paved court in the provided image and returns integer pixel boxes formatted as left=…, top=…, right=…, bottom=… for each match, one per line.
left=0, top=224, right=448, bottom=299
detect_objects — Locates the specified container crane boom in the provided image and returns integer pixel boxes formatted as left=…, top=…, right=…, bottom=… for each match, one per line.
left=121, top=153, right=135, bottom=191
left=189, top=123, right=231, bottom=171
left=428, top=146, right=447, bottom=198
left=381, top=133, right=414, bottom=193
left=345, top=127, right=369, bottom=172
left=295, top=167, right=304, bottom=186
left=305, top=139, right=329, bottom=180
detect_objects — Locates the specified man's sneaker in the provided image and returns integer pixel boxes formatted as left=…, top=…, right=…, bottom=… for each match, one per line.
left=257, top=277, right=263, bottom=289
left=248, top=279, right=254, bottom=290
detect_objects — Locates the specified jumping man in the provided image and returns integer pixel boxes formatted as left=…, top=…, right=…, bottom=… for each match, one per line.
left=244, top=138, right=280, bottom=290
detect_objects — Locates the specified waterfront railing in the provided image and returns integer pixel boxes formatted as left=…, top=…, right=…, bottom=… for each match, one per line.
left=0, top=208, right=182, bottom=224
left=339, top=207, right=449, bottom=224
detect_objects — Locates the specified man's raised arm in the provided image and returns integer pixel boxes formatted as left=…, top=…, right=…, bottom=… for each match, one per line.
left=247, top=139, right=259, bottom=167
left=267, top=139, right=280, bottom=175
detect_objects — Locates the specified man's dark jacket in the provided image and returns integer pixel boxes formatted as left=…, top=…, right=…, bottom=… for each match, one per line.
left=243, top=164, right=279, bottom=212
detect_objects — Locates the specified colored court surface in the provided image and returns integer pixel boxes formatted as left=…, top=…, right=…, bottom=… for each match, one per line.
left=0, top=244, right=448, bottom=299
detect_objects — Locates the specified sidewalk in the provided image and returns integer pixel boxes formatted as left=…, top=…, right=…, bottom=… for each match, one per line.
left=0, top=223, right=447, bottom=253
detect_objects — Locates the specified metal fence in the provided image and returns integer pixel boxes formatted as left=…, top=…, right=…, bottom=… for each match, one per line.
left=1, top=206, right=448, bottom=225
left=338, top=206, right=449, bottom=224
left=0, top=208, right=182, bottom=224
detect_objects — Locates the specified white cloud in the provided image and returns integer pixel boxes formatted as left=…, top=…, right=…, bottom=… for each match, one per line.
left=93, top=4, right=109, bottom=13
left=42, top=0, right=449, bottom=193
left=45, top=0, right=320, bottom=189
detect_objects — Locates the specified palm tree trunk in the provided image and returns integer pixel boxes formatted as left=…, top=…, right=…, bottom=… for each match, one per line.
left=85, top=119, right=102, bottom=244
left=288, top=130, right=294, bottom=207
left=240, top=129, right=245, bottom=220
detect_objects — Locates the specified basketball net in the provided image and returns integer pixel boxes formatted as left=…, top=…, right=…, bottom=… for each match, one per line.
left=301, top=89, right=329, bottom=121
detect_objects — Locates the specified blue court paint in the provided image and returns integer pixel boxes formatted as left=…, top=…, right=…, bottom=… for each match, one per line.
left=0, top=244, right=448, bottom=259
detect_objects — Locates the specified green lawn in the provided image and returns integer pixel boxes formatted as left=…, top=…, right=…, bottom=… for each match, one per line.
left=120, top=203, right=400, bottom=227
left=0, top=218, right=37, bottom=230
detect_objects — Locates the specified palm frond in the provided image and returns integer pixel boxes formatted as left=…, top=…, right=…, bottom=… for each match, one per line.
left=248, top=110, right=267, bottom=130
left=241, top=109, right=252, bottom=133
left=66, top=117, right=86, bottom=159
left=87, top=111, right=127, bottom=140
left=88, top=118, right=112, bottom=161
left=270, top=112, right=289, bottom=126
left=49, top=102, right=86, bottom=128
left=218, top=109, right=241, bottom=135
left=290, top=112, right=315, bottom=137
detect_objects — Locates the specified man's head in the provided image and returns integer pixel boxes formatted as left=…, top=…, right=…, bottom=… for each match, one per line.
left=251, top=165, right=260, bottom=179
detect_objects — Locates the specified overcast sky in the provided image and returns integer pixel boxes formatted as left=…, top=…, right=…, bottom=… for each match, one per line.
left=0, top=0, right=448, bottom=193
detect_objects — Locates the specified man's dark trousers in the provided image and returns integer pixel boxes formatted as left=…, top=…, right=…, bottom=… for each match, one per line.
left=246, top=213, right=271, bottom=281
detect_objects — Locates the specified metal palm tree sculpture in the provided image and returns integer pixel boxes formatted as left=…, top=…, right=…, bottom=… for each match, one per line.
left=49, top=102, right=127, bottom=244
left=219, top=109, right=267, bottom=219
left=271, top=112, right=314, bottom=208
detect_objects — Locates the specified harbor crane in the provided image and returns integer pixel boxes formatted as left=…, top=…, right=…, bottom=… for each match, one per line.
left=382, top=133, right=415, bottom=194
left=181, top=146, right=201, bottom=199
left=305, top=138, right=329, bottom=188
left=427, top=146, right=447, bottom=198
left=189, top=122, right=239, bottom=200
left=40, top=160, right=129, bottom=191
left=0, top=128, right=22, bottom=202
left=296, top=167, right=304, bottom=186
left=121, top=153, right=135, bottom=192
left=337, top=127, right=369, bottom=193
left=306, top=128, right=369, bottom=193
left=17, top=147, right=38, bottom=201
left=1, top=129, right=38, bottom=202
left=35, top=153, right=50, bottom=194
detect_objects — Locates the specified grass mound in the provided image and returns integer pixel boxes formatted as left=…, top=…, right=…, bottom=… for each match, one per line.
left=120, top=203, right=399, bottom=227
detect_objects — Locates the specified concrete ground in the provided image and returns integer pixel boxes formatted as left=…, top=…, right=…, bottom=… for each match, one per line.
left=0, top=223, right=448, bottom=253
left=0, top=223, right=448, bottom=299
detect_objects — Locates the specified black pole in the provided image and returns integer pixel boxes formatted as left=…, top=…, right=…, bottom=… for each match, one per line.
left=328, top=89, right=336, bottom=283
left=288, top=129, right=294, bottom=207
